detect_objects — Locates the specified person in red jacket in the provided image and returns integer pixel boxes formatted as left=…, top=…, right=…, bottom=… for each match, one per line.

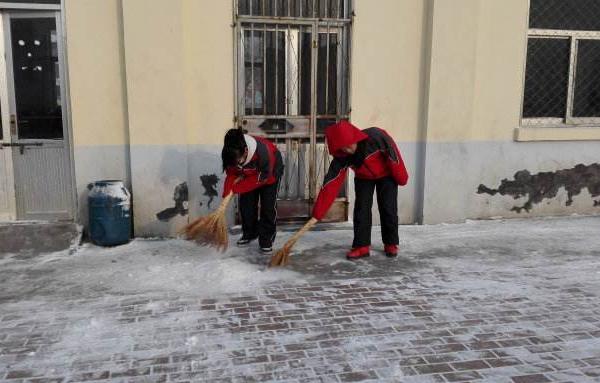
left=221, top=128, right=284, bottom=253
left=312, top=120, right=409, bottom=259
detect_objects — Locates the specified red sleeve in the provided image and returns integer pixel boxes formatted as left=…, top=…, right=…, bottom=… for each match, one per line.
left=379, top=129, right=409, bottom=186
left=387, top=152, right=408, bottom=186
left=231, top=174, right=276, bottom=194
left=231, top=138, right=278, bottom=194
left=312, top=159, right=348, bottom=220
left=222, top=168, right=238, bottom=197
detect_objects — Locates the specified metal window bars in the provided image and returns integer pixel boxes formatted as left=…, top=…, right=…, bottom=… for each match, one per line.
left=238, top=0, right=349, bottom=20
left=522, top=0, right=600, bottom=126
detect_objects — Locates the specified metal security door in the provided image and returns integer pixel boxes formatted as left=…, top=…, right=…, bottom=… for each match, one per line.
left=2, top=11, right=74, bottom=220
left=235, top=0, right=352, bottom=222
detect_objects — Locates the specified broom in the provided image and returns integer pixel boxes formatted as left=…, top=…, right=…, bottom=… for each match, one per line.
left=181, top=192, right=234, bottom=252
left=269, top=217, right=318, bottom=267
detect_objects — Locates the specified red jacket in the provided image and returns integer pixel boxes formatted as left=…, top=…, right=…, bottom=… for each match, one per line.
left=312, top=121, right=409, bottom=220
left=222, top=136, right=284, bottom=197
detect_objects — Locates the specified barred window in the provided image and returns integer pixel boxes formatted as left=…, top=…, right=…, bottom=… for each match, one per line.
left=523, top=0, right=600, bottom=125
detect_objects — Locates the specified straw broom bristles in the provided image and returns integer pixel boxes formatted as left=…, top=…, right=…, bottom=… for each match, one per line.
left=181, top=193, right=234, bottom=252
left=269, top=217, right=318, bottom=267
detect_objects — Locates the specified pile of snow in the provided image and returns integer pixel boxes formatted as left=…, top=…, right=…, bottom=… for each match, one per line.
left=41, top=238, right=304, bottom=296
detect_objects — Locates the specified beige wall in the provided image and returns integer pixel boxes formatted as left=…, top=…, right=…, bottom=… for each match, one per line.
left=121, top=0, right=187, bottom=146
left=425, top=0, right=529, bottom=143
left=65, top=0, right=128, bottom=147
left=121, top=0, right=233, bottom=147
left=351, top=0, right=426, bottom=143
left=471, top=0, right=529, bottom=142
left=183, top=0, right=234, bottom=146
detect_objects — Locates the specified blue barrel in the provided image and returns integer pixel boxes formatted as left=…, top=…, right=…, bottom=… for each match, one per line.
left=88, top=180, right=131, bottom=246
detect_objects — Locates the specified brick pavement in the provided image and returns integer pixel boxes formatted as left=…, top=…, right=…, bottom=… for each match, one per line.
left=1, top=276, right=600, bottom=382
left=1, top=217, right=600, bottom=382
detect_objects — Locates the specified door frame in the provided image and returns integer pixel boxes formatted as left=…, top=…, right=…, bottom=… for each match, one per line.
left=0, top=3, right=77, bottom=221
left=232, top=6, right=353, bottom=222
left=0, top=12, right=16, bottom=220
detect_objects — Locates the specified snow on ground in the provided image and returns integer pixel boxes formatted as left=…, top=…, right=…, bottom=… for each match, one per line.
left=27, top=238, right=304, bottom=297
left=1, top=215, right=599, bottom=301
left=1, top=215, right=600, bottom=382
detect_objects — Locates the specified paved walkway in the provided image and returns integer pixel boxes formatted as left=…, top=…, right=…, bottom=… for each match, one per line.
left=1, top=216, right=600, bottom=382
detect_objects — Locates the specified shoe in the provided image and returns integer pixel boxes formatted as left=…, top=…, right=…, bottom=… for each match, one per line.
left=384, top=244, right=398, bottom=258
left=346, top=246, right=370, bottom=260
left=260, top=246, right=273, bottom=254
left=237, top=235, right=257, bottom=247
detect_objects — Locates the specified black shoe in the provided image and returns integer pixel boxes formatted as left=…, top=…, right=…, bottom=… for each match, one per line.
left=385, top=252, right=398, bottom=258
left=237, top=236, right=257, bottom=247
left=260, top=246, right=273, bottom=254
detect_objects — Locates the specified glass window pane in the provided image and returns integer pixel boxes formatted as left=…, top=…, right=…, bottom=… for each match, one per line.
left=243, top=29, right=264, bottom=115
left=264, top=29, right=286, bottom=115
left=327, top=33, right=338, bottom=115
left=299, top=31, right=312, bottom=116
left=11, top=17, right=63, bottom=140
left=573, top=40, right=600, bottom=117
left=529, top=0, right=600, bottom=31
left=238, top=0, right=249, bottom=15
left=522, top=37, right=570, bottom=119
left=317, top=32, right=338, bottom=117
left=276, top=0, right=288, bottom=17
left=251, top=0, right=263, bottom=16
left=301, top=0, right=314, bottom=18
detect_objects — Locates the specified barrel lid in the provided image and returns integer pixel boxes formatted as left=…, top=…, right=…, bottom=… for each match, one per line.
left=94, top=180, right=124, bottom=187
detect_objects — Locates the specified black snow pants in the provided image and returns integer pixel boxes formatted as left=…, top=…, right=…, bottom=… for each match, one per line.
left=352, top=176, right=399, bottom=248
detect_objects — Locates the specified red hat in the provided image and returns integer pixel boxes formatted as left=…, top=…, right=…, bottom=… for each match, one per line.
left=325, top=120, right=368, bottom=157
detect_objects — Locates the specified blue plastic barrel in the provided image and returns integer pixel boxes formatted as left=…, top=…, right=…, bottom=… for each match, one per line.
left=88, top=180, right=131, bottom=246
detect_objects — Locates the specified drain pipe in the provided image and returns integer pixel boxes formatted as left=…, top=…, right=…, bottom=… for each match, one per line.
left=414, top=0, right=435, bottom=225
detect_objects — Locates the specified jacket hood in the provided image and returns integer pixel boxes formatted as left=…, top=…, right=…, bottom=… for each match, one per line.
left=325, top=120, right=369, bottom=157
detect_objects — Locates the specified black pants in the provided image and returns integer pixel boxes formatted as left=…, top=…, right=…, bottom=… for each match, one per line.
left=352, top=176, right=399, bottom=248
left=239, top=180, right=279, bottom=247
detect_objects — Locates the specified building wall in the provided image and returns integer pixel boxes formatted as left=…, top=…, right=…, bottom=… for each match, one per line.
left=65, top=0, right=130, bottom=227
left=121, top=0, right=233, bottom=236
left=422, top=0, right=600, bottom=223
left=351, top=0, right=429, bottom=224
left=64, top=0, right=600, bottom=236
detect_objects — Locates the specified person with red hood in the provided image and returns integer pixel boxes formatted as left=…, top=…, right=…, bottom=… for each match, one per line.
left=312, top=120, right=409, bottom=259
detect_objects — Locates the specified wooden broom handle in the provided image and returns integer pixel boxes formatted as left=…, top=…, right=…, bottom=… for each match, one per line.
left=288, top=217, right=318, bottom=244
left=216, top=193, right=234, bottom=214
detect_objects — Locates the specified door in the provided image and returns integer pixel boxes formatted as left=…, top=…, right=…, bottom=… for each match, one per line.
left=235, top=0, right=352, bottom=222
left=1, top=11, right=74, bottom=220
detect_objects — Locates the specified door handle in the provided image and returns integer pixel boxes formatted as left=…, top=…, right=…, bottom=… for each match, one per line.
left=0, top=142, right=43, bottom=154
left=9, top=114, right=16, bottom=136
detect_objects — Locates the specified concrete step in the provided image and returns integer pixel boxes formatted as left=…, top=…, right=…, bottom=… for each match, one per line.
left=0, top=221, right=81, bottom=256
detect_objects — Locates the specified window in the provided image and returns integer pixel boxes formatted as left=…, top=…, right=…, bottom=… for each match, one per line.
left=522, top=0, right=600, bottom=126
left=235, top=0, right=351, bottom=135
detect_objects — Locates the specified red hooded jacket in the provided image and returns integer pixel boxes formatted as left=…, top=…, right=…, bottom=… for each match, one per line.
left=222, top=136, right=284, bottom=197
left=312, top=121, right=409, bottom=220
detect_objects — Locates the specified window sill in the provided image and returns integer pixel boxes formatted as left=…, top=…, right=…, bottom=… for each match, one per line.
left=514, top=127, right=600, bottom=142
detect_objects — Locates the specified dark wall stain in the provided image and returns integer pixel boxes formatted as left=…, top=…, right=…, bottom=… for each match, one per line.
left=200, top=174, right=219, bottom=209
left=477, top=163, right=600, bottom=213
left=156, top=182, right=189, bottom=222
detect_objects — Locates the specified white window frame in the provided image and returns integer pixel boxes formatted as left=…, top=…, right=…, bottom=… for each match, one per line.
left=522, top=28, right=600, bottom=128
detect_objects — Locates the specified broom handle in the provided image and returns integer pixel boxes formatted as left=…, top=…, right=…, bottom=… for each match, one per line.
left=216, top=193, right=234, bottom=214
left=287, top=217, right=318, bottom=245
